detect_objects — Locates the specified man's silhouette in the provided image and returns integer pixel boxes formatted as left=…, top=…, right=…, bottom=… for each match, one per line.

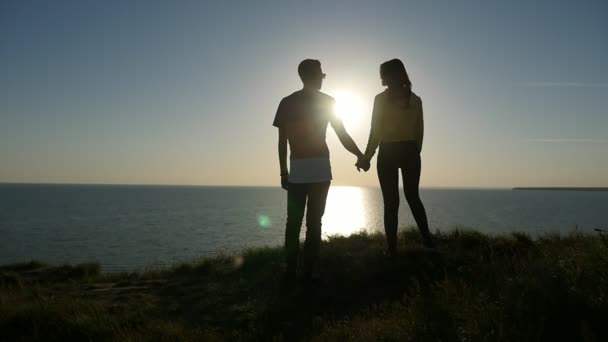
left=273, top=59, right=363, bottom=283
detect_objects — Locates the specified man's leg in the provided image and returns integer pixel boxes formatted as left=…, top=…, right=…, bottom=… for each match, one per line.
left=301, top=181, right=330, bottom=278
left=285, top=183, right=307, bottom=279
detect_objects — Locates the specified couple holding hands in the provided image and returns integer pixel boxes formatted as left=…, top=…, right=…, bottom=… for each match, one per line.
left=273, top=58, right=434, bottom=282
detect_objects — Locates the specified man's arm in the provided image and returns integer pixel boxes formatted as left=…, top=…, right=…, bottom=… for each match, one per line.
left=330, top=119, right=363, bottom=159
left=278, top=126, right=289, bottom=190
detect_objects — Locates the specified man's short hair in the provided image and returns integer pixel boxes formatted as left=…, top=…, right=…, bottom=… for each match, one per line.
left=298, top=59, right=322, bottom=81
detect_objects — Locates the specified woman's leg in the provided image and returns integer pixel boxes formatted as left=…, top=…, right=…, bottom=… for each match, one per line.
left=401, top=150, right=434, bottom=247
left=377, top=149, right=400, bottom=254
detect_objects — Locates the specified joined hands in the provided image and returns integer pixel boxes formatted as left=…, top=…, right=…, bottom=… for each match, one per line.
left=356, top=156, right=371, bottom=172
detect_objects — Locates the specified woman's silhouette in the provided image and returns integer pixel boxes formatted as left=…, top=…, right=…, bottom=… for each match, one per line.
left=358, top=58, right=434, bottom=254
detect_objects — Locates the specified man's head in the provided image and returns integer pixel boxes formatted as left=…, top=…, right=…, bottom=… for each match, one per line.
left=298, top=59, right=325, bottom=90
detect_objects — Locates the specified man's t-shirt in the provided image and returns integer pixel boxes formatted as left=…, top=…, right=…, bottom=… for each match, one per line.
left=273, top=89, right=339, bottom=183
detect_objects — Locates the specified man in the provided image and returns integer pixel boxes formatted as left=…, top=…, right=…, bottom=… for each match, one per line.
left=273, top=59, right=364, bottom=283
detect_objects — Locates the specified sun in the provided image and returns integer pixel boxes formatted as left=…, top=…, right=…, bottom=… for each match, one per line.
left=333, top=90, right=364, bottom=127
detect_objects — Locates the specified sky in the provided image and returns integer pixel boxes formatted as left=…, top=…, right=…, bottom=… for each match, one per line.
left=1, top=0, right=607, bottom=188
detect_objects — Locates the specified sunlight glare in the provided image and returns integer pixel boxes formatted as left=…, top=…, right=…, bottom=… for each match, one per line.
left=333, top=91, right=364, bottom=127
left=322, top=186, right=369, bottom=238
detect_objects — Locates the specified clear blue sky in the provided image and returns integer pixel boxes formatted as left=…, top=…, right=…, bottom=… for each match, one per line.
left=1, top=0, right=607, bottom=187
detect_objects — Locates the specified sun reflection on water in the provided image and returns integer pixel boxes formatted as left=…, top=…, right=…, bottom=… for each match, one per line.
left=322, top=186, right=368, bottom=238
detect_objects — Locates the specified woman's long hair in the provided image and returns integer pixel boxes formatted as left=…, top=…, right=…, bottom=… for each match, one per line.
left=380, top=58, right=412, bottom=104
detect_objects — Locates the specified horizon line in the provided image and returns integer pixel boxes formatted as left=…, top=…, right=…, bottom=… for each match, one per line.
left=0, top=181, right=517, bottom=190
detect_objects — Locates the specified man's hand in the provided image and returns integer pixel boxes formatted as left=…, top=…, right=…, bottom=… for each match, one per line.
left=356, top=156, right=371, bottom=172
left=281, top=174, right=289, bottom=190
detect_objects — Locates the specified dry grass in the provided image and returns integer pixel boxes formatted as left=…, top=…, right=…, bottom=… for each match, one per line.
left=1, top=228, right=607, bottom=341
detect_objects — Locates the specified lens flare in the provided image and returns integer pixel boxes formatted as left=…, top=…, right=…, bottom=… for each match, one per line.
left=233, top=256, right=244, bottom=268
left=257, top=215, right=272, bottom=228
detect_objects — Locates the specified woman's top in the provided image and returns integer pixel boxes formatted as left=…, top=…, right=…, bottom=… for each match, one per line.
left=363, top=89, right=424, bottom=159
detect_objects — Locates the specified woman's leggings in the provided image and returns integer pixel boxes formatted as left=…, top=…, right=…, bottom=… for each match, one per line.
left=377, top=141, right=432, bottom=250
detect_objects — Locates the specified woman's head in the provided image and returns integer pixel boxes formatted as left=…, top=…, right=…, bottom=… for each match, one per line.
left=380, top=59, right=411, bottom=90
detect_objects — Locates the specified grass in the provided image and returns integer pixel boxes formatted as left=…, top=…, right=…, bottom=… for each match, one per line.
left=1, top=228, right=607, bottom=341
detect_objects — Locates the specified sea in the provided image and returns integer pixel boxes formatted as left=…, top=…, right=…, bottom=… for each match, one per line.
left=1, top=184, right=606, bottom=271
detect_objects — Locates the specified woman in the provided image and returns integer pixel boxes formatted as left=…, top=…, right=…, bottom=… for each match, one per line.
left=357, top=58, right=434, bottom=254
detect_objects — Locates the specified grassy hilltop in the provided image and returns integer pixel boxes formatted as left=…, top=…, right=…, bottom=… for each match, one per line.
left=1, top=228, right=607, bottom=341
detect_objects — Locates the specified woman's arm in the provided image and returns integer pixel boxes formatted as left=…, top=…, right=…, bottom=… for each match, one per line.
left=363, top=96, right=382, bottom=160
left=415, top=99, right=424, bottom=153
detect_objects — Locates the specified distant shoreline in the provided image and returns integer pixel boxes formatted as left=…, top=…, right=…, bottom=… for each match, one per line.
left=513, top=187, right=608, bottom=192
